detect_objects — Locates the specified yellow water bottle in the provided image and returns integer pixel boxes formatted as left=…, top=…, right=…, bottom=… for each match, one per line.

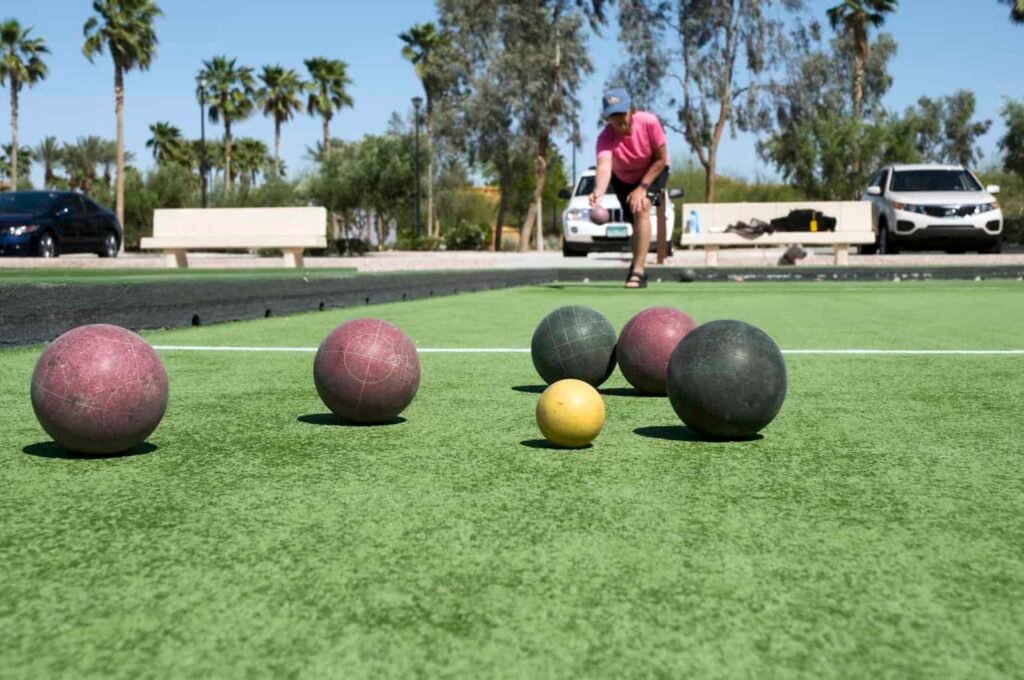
left=810, top=216, right=818, bottom=232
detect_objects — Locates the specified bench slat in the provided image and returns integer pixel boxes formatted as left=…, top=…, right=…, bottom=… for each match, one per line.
left=141, top=237, right=326, bottom=249
left=679, top=232, right=875, bottom=245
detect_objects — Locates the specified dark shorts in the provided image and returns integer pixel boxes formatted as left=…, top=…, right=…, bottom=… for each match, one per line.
left=610, top=166, right=670, bottom=225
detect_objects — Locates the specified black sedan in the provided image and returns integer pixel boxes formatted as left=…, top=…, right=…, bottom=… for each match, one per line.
left=0, top=191, right=122, bottom=258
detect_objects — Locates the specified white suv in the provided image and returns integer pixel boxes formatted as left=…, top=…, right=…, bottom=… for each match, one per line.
left=558, top=168, right=679, bottom=257
left=861, top=164, right=1003, bottom=254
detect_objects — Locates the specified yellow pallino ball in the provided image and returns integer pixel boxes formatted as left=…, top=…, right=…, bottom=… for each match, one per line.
left=536, top=379, right=606, bottom=448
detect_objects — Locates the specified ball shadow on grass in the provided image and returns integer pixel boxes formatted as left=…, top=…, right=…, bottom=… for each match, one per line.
left=297, top=413, right=407, bottom=427
left=22, top=441, right=158, bottom=460
left=520, top=438, right=593, bottom=451
left=633, top=425, right=764, bottom=443
left=511, top=385, right=547, bottom=394
left=599, top=387, right=662, bottom=398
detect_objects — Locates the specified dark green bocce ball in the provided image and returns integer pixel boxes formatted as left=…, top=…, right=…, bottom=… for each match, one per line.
left=666, top=320, right=787, bottom=439
left=531, top=305, right=617, bottom=388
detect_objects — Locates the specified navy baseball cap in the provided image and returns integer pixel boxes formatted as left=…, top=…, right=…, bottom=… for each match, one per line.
left=601, top=88, right=630, bottom=118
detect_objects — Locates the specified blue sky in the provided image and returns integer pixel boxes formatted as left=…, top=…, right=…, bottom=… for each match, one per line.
left=5, top=0, right=1023, bottom=188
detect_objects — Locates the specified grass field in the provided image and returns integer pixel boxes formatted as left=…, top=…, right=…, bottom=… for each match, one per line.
left=2, top=280, right=1023, bottom=678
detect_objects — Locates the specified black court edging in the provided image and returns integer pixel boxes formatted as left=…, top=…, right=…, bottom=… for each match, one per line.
left=1, top=265, right=1022, bottom=347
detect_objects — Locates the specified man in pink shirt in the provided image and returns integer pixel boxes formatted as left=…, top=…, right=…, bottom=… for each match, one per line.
left=591, top=88, right=670, bottom=288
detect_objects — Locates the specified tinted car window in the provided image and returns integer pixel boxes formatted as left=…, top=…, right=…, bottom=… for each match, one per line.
left=0, top=193, right=58, bottom=214
left=83, top=199, right=102, bottom=214
left=56, top=194, right=85, bottom=215
left=574, top=176, right=617, bottom=197
left=891, top=170, right=982, bottom=192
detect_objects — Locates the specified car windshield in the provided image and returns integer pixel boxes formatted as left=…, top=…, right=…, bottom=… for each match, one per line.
left=890, top=170, right=982, bottom=192
left=575, top=176, right=616, bottom=197
left=0, top=193, right=58, bottom=214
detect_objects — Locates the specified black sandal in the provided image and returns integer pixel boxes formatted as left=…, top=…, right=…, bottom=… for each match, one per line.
left=625, top=271, right=648, bottom=289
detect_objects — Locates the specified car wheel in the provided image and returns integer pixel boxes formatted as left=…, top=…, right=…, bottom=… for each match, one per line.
left=877, top=222, right=898, bottom=255
left=98, top=231, right=120, bottom=258
left=980, top=241, right=1002, bottom=255
left=36, top=232, right=59, bottom=258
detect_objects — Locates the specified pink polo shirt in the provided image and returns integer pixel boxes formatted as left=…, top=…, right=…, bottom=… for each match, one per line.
left=596, top=111, right=667, bottom=185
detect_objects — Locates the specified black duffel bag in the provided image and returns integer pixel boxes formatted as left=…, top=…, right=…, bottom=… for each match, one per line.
left=770, top=209, right=837, bottom=232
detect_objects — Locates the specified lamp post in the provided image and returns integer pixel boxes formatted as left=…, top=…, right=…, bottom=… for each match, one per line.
left=412, top=96, right=423, bottom=240
left=197, top=75, right=208, bottom=208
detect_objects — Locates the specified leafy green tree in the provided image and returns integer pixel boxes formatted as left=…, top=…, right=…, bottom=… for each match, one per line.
left=826, top=0, right=898, bottom=121
left=902, top=91, right=991, bottom=167
left=999, top=99, right=1024, bottom=178
left=0, top=143, right=31, bottom=186
left=614, top=0, right=801, bottom=202
left=146, top=121, right=188, bottom=165
left=231, top=137, right=271, bottom=188
left=62, top=136, right=107, bottom=194
left=0, top=19, right=48, bottom=191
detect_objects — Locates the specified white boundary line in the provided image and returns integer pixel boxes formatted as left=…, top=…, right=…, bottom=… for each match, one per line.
left=152, top=345, right=1024, bottom=356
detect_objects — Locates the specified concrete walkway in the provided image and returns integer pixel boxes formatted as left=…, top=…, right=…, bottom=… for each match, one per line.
left=2, top=247, right=1024, bottom=272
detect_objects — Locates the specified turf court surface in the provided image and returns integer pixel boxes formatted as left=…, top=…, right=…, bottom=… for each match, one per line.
left=1, top=280, right=1023, bottom=678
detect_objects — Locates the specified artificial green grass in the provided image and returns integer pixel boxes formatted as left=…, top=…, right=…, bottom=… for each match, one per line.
left=1, top=281, right=1023, bottom=678
left=0, top=267, right=356, bottom=286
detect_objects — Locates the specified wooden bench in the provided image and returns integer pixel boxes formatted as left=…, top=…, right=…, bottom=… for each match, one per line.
left=140, top=207, right=328, bottom=268
left=679, top=201, right=874, bottom=266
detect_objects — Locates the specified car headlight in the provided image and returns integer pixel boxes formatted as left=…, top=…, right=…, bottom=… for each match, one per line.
left=566, top=209, right=591, bottom=222
left=891, top=202, right=926, bottom=214
left=6, top=225, right=40, bottom=236
left=975, top=202, right=998, bottom=213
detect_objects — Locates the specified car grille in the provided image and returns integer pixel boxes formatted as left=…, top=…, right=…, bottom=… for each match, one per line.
left=607, top=208, right=626, bottom=223
left=922, top=205, right=981, bottom=218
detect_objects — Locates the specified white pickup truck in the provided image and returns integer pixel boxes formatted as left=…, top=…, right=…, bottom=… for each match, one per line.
left=558, top=168, right=678, bottom=257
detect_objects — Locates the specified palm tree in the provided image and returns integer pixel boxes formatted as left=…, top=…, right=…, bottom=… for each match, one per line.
left=146, top=121, right=184, bottom=164
left=99, top=138, right=119, bottom=187
left=400, top=22, right=450, bottom=238
left=0, top=144, right=32, bottom=186
left=200, top=56, right=255, bottom=193
left=232, top=137, right=270, bottom=188
left=83, top=0, right=162, bottom=243
left=1002, top=0, right=1024, bottom=23
left=0, top=20, right=49, bottom=191
left=63, top=136, right=107, bottom=195
left=304, top=57, right=353, bottom=157
left=257, top=65, right=304, bottom=177
left=34, top=135, right=62, bottom=188
left=827, top=0, right=898, bottom=121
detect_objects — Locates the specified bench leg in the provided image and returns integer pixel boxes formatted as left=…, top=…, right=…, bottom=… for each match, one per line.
left=165, top=250, right=188, bottom=268
left=833, top=244, right=849, bottom=266
left=282, top=249, right=305, bottom=268
left=705, top=245, right=719, bottom=267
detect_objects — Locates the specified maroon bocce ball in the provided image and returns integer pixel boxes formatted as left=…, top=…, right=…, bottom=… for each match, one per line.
left=591, top=205, right=611, bottom=225
left=31, top=324, right=169, bottom=454
left=314, top=318, right=421, bottom=423
left=617, top=307, right=697, bottom=395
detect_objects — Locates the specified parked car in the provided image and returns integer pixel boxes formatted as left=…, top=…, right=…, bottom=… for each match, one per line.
left=861, top=164, right=1003, bottom=254
left=0, top=191, right=122, bottom=258
left=558, top=168, right=680, bottom=257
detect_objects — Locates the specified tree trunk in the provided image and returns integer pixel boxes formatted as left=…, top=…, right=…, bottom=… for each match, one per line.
left=224, top=120, right=233, bottom=194
left=518, top=138, right=549, bottom=252
left=704, top=156, right=716, bottom=203
left=323, top=116, right=331, bottom=156
left=9, top=82, right=18, bottom=191
left=493, top=169, right=511, bottom=252
left=274, top=118, right=282, bottom=178
left=853, top=52, right=864, bottom=122
left=115, top=66, right=126, bottom=252
left=426, top=100, right=435, bottom=238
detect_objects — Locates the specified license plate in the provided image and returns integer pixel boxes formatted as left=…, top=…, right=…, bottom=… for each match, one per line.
left=606, top=226, right=629, bottom=238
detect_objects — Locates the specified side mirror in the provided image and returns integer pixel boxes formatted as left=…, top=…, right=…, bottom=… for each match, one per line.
left=866, top=186, right=882, bottom=196
left=557, top=188, right=573, bottom=200
left=986, top=185, right=1000, bottom=195
left=668, top=188, right=684, bottom=199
